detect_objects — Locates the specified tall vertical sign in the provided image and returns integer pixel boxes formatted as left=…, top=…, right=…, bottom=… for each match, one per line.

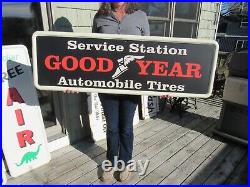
left=141, top=96, right=159, bottom=119
left=2, top=45, right=51, bottom=177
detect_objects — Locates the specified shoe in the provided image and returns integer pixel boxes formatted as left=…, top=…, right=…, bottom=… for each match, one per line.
left=100, top=167, right=115, bottom=183
left=119, top=167, right=131, bottom=182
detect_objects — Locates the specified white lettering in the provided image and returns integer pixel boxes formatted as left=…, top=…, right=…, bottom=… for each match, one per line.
left=67, top=41, right=187, bottom=56
left=129, top=43, right=139, bottom=53
left=67, top=40, right=77, bottom=50
left=58, top=76, right=68, bottom=85
left=101, top=157, right=150, bottom=176
left=138, top=160, right=150, bottom=176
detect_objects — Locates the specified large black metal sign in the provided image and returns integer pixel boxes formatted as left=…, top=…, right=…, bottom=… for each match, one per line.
left=32, top=31, right=218, bottom=97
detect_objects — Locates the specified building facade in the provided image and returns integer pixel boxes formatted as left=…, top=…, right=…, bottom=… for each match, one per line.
left=2, top=2, right=221, bottom=151
left=216, top=2, right=248, bottom=52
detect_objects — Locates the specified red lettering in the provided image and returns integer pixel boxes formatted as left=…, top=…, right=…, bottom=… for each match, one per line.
left=168, top=62, right=184, bottom=77
left=44, top=55, right=114, bottom=73
left=96, top=57, right=113, bottom=72
left=136, top=59, right=201, bottom=79
left=62, top=56, right=78, bottom=71
left=17, top=130, right=35, bottom=148
left=7, top=87, right=24, bottom=106
left=152, top=61, right=168, bottom=76
left=15, top=109, right=25, bottom=126
left=79, top=57, right=96, bottom=71
left=185, top=63, right=202, bottom=79
left=135, top=60, right=153, bottom=75
left=44, top=55, right=61, bottom=70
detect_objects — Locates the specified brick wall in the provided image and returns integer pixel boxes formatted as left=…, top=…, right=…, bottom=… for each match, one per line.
left=197, top=2, right=221, bottom=40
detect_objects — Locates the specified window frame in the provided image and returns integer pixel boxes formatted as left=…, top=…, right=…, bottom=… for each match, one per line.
left=143, top=2, right=201, bottom=38
left=146, top=2, right=171, bottom=21
left=171, top=2, right=201, bottom=38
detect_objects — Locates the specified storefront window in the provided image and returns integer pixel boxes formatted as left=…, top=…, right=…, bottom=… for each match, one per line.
left=138, top=2, right=200, bottom=38
left=173, top=22, right=197, bottom=38
left=139, top=2, right=170, bottom=18
left=149, top=20, right=169, bottom=36
left=173, top=3, right=200, bottom=38
left=2, top=2, right=43, bottom=56
left=175, top=3, right=199, bottom=20
left=2, top=2, right=62, bottom=142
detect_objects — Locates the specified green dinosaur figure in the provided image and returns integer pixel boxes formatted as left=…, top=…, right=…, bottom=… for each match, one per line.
left=16, top=144, right=42, bottom=167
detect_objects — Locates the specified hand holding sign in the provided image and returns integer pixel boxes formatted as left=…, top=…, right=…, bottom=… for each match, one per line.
left=63, top=90, right=79, bottom=94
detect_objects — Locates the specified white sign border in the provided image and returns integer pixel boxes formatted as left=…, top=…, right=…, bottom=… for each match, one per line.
left=32, top=31, right=219, bottom=98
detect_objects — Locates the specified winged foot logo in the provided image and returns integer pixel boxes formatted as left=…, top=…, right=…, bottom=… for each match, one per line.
left=112, top=55, right=144, bottom=79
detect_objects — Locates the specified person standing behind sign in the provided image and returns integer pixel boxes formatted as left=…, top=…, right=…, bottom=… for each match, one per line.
left=92, top=2, right=150, bottom=182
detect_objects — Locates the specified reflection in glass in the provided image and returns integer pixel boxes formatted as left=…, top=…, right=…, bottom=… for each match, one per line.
left=138, top=2, right=170, bottom=18
left=175, top=3, right=199, bottom=20
left=149, top=20, right=166, bottom=36
left=2, top=2, right=33, bottom=18
left=2, top=2, right=43, bottom=56
left=173, top=22, right=197, bottom=38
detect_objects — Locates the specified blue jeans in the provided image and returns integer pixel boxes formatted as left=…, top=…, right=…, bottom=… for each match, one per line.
left=99, top=94, right=138, bottom=166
